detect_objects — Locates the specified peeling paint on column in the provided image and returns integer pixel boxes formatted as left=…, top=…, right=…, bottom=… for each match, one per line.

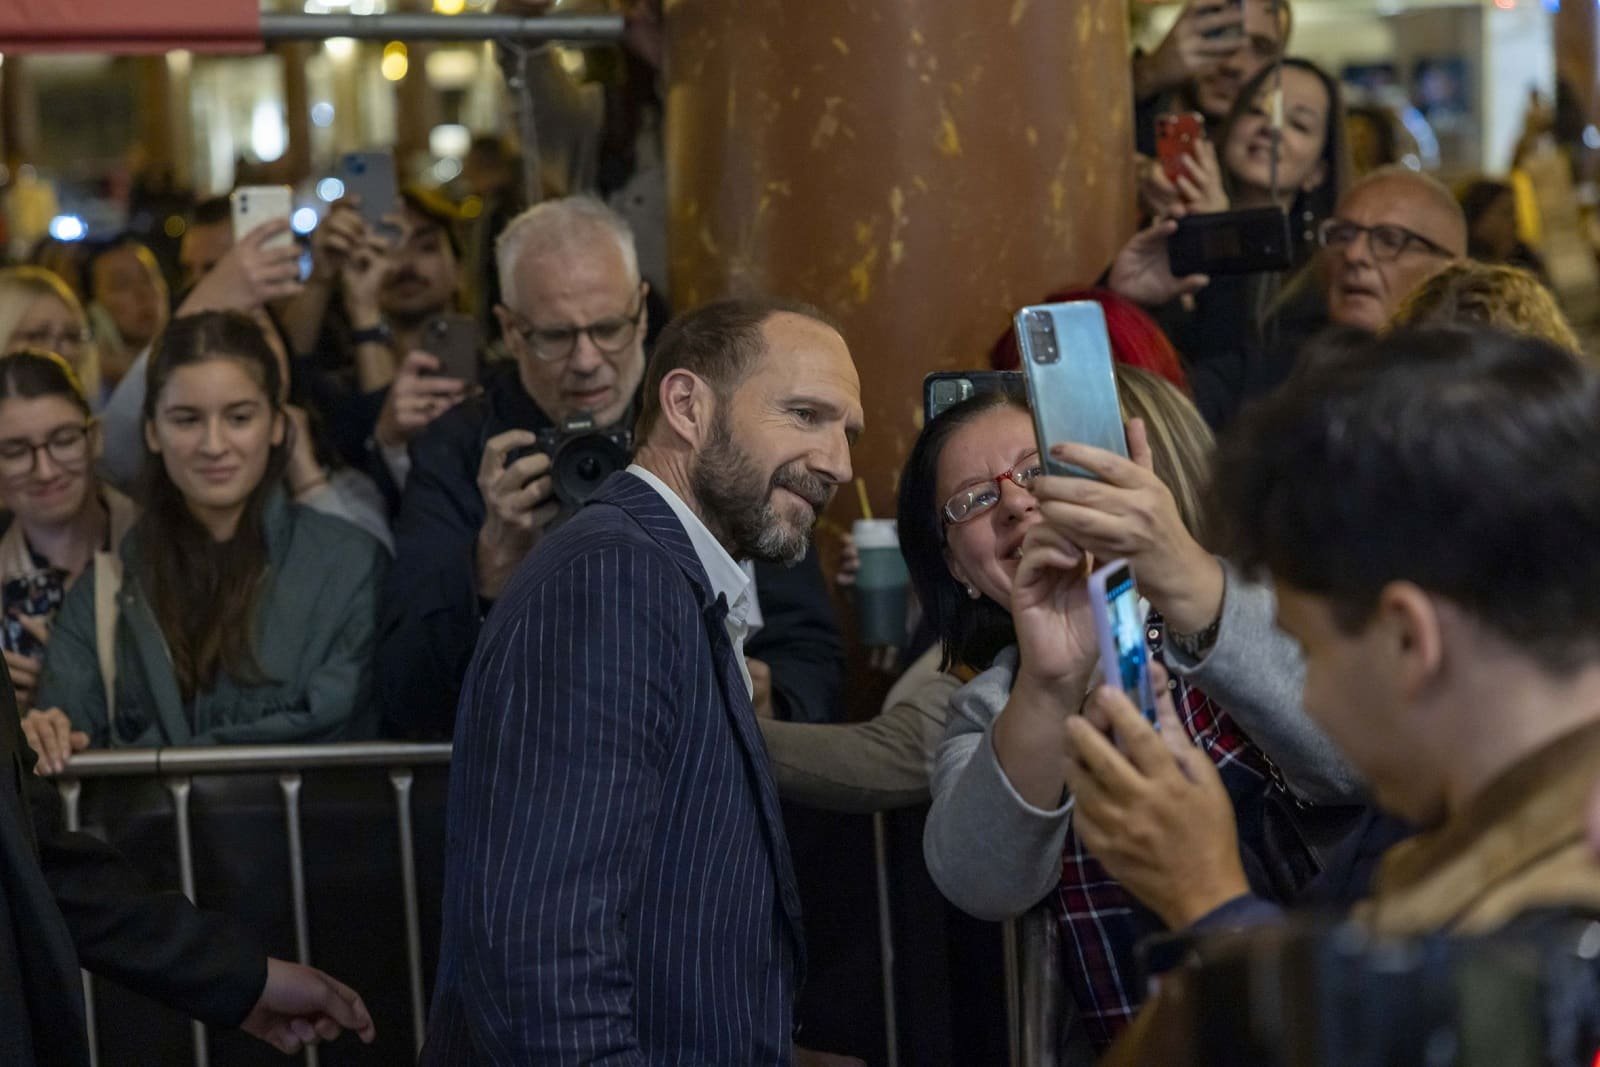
left=811, top=96, right=845, bottom=149
left=832, top=36, right=850, bottom=55
left=888, top=186, right=908, bottom=268
left=937, top=106, right=962, bottom=157
left=1009, top=0, right=1031, bottom=26
left=1025, top=126, right=1039, bottom=148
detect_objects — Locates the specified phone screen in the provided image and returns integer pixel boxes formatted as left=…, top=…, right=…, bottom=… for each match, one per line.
left=1092, top=561, right=1159, bottom=726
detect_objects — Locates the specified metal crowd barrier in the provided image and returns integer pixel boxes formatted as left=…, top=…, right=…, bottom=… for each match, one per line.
left=56, top=746, right=1041, bottom=1066
left=58, top=743, right=451, bottom=1067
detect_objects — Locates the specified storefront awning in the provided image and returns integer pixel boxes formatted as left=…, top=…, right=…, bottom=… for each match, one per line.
left=0, top=0, right=261, bottom=54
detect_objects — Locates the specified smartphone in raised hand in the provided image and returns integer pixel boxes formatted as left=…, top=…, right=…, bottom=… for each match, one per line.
left=230, top=185, right=294, bottom=249
left=1013, top=300, right=1128, bottom=480
left=1088, top=559, right=1159, bottom=727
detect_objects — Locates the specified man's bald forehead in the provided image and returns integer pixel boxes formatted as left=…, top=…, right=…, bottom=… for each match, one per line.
left=1341, top=167, right=1467, bottom=254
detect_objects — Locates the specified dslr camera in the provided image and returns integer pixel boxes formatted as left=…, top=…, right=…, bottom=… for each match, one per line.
left=507, top=415, right=632, bottom=509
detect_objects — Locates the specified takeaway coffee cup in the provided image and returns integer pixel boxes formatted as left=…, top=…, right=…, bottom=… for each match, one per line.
left=853, top=519, right=910, bottom=647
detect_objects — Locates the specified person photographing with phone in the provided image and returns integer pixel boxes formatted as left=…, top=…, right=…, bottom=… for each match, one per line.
left=0, top=351, right=135, bottom=715
left=907, top=331, right=1355, bottom=1054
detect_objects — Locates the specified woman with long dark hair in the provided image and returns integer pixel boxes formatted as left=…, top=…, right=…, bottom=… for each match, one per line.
left=908, top=378, right=1357, bottom=1057
left=28, top=311, right=384, bottom=762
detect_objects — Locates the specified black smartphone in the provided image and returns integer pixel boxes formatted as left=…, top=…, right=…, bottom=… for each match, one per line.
left=419, top=313, right=481, bottom=382
left=336, top=151, right=402, bottom=242
left=1167, top=206, right=1294, bottom=277
left=922, top=371, right=1023, bottom=424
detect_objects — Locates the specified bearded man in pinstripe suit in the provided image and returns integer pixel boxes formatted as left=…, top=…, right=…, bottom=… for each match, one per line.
left=422, top=297, right=864, bottom=1065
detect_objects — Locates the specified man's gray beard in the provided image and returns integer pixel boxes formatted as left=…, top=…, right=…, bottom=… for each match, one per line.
left=690, top=415, right=818, bottom=566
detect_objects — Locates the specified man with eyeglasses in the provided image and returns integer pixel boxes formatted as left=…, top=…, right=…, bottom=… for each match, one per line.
left=377, top=197, right=845, bottom=740
left=1316, top=165, right=1466, bottom=333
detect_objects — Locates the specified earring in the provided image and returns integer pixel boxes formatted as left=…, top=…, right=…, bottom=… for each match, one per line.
left=1301, top=206, right=1316, bottom=246
left=965, top=584, right=980, bottom=600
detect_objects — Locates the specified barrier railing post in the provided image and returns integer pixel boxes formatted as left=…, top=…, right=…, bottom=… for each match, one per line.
left=58, top=777, right=99, bottom=1067
left=279, top=772, right=318, bottom=1067
left=871, top=812, right=899, bottom=1067
left=1002, top=917, right=1022, bottom=1067
left=166, top=776, right=209, bottom=1067
left=390, top=767, right=428, bottom=1056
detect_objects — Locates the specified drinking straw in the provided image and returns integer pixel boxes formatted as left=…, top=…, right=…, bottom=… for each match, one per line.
left=855, top=478, right=873, bottom=520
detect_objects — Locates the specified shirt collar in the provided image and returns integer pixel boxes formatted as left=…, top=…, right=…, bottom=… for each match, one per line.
left=626, top=463, right=753, bottom=628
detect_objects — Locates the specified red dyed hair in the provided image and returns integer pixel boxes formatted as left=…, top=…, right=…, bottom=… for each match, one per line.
left=988, top=287, right=1190, bottom=394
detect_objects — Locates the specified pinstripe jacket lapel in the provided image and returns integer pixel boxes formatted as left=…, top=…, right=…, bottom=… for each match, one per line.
left=587, top=472, right=807, bottom=968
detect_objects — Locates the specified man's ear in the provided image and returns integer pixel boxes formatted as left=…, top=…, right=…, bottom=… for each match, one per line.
left=656, top=368, right=716, bottom=450
left=1377, top=581, right=1444, bottom=705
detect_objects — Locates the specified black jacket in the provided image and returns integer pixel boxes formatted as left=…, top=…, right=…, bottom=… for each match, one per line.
left=0, top=672, right=266, bottom=1067
left=377, top=361, right=845, bottom=739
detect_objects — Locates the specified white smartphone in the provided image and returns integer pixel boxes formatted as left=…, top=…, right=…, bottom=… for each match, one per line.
left=1013, top=300, right=1128, bottom=480
left=1088, top=558, right=1159, bottom=727
left=230, top=185, right=294, bottom=249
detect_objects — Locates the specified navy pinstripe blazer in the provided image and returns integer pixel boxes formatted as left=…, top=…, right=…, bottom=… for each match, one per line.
left=420, top=471, right=805, bottom=1066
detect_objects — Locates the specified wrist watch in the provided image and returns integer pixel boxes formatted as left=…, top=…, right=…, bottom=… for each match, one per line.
left=350, top=323, right=391, bottom=346
left=1169, top=614, right=1221, bottom=659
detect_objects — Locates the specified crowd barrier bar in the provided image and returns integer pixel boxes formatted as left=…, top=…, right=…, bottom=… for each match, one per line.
left=257, top=13, right=625, bottom=44
left=58, top=743, right=452, bottom=1067
left=57, top=744, right=1037, bottom=1065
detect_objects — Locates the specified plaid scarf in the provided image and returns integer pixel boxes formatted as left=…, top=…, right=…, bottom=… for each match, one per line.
left=1050, top=614, right=1274, bottom=1049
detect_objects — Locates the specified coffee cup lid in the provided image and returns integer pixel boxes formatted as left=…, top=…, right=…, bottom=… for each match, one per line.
left=852, top=518, right=899, bottom=548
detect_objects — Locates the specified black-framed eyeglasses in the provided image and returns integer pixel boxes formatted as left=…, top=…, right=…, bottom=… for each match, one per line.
left=0, top=422, right=93, bottom=477
left=1316, top=219, right=1455, bottom=262
left=11, top=325, right=92, bottom=352
left=505, top=287, right=647, bottom=363
left=942, top=452, right=1044, bottom=526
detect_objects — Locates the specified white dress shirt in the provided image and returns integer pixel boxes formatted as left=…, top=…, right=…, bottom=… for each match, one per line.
left=627, top=464, right=757, bottom=696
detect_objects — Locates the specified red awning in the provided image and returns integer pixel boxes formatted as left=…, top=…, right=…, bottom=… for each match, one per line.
left=0, top=0, right=262, bottom=54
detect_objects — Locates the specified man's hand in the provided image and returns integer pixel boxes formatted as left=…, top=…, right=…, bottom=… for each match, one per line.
left=475, top=430, right=559, bottom=600
left=1133, top=0, right=1247, bottom=100
left=179, top=220, right=302, bottom=316
left=1107, top=217, right=1210, bottom=309
left=308, top=201, right=366, bottom=285
left=22, top=707, right=88, bottom=776
left=1034, top=421, right=1224, bottom=635
left=374, top=351, right=470, bottom=449
left=1062, top=664, right=1250, bottom=929
left=338, top=216, right=395, bottom=331
left=747, top=657, right=774, bottom=719
left=240, top=957, right=376, bottom=1054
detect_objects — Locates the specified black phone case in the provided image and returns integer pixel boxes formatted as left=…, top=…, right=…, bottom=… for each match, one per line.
left=1167, top=206, right=1295, bottom=277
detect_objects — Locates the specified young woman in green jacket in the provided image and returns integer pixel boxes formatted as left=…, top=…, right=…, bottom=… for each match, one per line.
left=26, top=311, right=386, bottom=767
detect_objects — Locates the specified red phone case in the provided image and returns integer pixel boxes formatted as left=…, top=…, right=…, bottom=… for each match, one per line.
left=1156, top=112, right=1206, bottom=187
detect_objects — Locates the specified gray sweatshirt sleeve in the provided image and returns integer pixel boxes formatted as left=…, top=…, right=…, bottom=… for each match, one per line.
left=922, top=648, right=1073, bottom=921
left=1163, top=558, right=1365, bottom=805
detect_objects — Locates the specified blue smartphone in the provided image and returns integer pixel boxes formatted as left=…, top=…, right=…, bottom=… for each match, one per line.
left=1013, top=301, right=1128, bottom=479
left=1088, top=559, right=1159, bottom=727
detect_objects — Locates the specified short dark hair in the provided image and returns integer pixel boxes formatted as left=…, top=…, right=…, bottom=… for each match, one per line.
left=898, top=386, right=1030, bottom=672
left=82, top=232, right=154, bottom=299
left=634, top=297, right=831, bottom=443
left=1211, top=325, right=1600, bottom=673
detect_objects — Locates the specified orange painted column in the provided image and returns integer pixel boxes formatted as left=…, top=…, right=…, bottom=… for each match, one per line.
left=666, top=0, right=1136, bottom=522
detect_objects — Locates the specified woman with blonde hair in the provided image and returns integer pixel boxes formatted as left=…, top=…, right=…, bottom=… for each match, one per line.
left=0, top=267, right=105, bottom=407
left=1388, top=260, right=1582, bottom=355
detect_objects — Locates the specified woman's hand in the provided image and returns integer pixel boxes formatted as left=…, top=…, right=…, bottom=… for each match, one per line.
left=1107, top=218, right=1210, bottom=309
left=1035, top=420, right=1224, bottom=635
left=5, top=614, right=51, bottom=708
left=22, top=707, right=89, bottom=776
left=1174, top=138, right=1230, bottom=215
left=284, top=405, right=328, bottom=499
left=1010, top=523, right=1099, bottom=691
